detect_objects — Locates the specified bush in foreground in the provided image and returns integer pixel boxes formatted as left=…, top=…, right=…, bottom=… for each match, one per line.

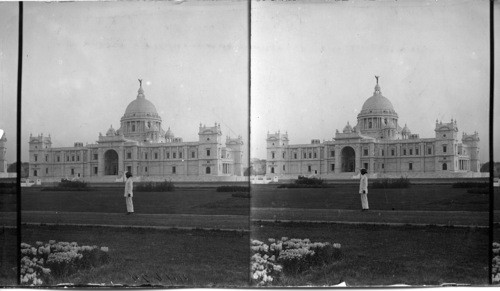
left=493, top=242, right=500, bottom=284
left=20, top=240, right=109, bottom=286
left=135, top=180, right=175, bottom=192
left=371, top=177, right=411, bottom=189
left=250, top=237, right=342, bottom=286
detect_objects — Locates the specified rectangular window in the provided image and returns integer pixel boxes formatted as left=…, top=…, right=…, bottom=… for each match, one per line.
left=145, top=153, right=148, bottom=160
left=381, top=149, right=385, bottom=156
left=308, top=153, right=312, bottom=159
left=66, top=156, right=69, bottom=162
left=94, top=167, right=98, bottom=174
left=71, top=169, right=74, bottom=175
left=155, top=153, right=158, bottom=159
left=77, top=155, right=80, bottom=162
left=72, top=156, right=75, bottom=162
left=272, top=152, right=275, bottom=159
left=207, top=149, right=211, bottom=156
left=172, top=166, right=176, bottom=174
left=409, top=163, right=413, bottom=170
left=303, top=153, right=307, bottom=159
left=127, top=166, right=131, bottom=173
left=179, top=152, right=183, bottom=159
left=416, top=148, right=419, bottom=155
left=308, top=165, right=311, bottom=172
left=364, top=149, right=368, bottom=156
left=166, top=152, right=170, bottom=159
left=57, top=156, right=60, bottom=162
left=410, top=149, right=413, bottom=155
left=391, top=149, right=395, bottom=156
left=382, top=163, right=385, bottom=169
left=294, top=153, right=297, bottom=159
left=191, top=151, right=195, bottom=158
left=283, top=165, right=285, bottom=171
left=127, top=152, right=131, bottom=159
left=313, top=152, right=317, bottom=158
left=364, top=163, right=368, bottom=170
left=34, top=155, right=38, bottom=162
left=145, top=167, right=148, bottom=172
left=45, top=155, right=48, bottom=162
left=403, top=149, right=406, bottom=156
left=331, top=164, right=335, bottom=171
left=330, top=150, right=335, bottom=157
left=45, top=168, right=48, bottom=174
left=173, top=152, right=177, bottom=159
left=443, top=145, right=447, bottom=153
left=428, top=147, right=432, bottom=155
left=282, top=152, right=285, bottom=159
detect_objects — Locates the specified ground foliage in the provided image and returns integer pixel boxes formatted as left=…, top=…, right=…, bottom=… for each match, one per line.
left=42, top=180, right=94, bottom=191
left=135, top=181, right=175, bottom=192
left=216, top=186, right=249, bottom=192
left=278, top=176, right=333, bottom=188
left=370, top=177, right=411, bottom=189
left=0, top=182, right=16, bottom=194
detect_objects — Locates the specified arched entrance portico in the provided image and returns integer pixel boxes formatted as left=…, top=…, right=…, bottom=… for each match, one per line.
left=104, top=150, right=119, bottom=175
left=341, top=146, right=356, bottom=172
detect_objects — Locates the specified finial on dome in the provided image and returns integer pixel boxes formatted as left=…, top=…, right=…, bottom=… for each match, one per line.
left=137, top=78, right=145, bottom=98
left=374, top=75, right=381, bottom=94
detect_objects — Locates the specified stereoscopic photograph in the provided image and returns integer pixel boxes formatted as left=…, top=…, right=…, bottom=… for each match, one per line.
left=0, top=0, right=498, bottom=288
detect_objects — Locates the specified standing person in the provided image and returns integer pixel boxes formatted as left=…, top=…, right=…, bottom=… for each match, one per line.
left=124, top=172, right=134, bottom=215
left=359, top=168, right=369, bottom=211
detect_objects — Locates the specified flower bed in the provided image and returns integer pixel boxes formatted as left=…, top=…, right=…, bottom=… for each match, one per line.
left=20, top=240, right=109, bottom=286
left=250, top=237, right=341, bottom=286
left=493, top=242, right=500, bottom=284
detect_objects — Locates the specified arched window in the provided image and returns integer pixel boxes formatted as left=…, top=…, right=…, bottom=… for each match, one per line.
left=442, top=163, right=447, bottom=170
left=206, top=167, right=211, bottom=174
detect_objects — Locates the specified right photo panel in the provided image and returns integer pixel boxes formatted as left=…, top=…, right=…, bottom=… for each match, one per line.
left=250, top=0, right=491, bottom=286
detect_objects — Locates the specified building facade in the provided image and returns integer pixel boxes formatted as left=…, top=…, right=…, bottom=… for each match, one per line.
left=29, top=81, right=244, bottom=181
left=266, top=77, right=481, bottom=178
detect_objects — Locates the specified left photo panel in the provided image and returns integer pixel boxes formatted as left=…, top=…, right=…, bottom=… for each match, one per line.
left=0, top=2, right=19, bottom=286
left=18, top=0, right=249, bottom=287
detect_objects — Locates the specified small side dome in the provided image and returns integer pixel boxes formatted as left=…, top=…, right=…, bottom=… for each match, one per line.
left=402, top=124, right=411, bottom=134
left=165, top=127, right=174, bottom=139
left=343, top=122, right=353, bottom=133
left=106, top=125, right=116, bottom=136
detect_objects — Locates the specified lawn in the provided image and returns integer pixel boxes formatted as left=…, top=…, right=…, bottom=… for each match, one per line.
left=0, top=227, right=17, bottom=286
left=21, top=225, right=249, bottom=287
left=252, top=184, right=494, bottom=212
left=21, top=187, right=249, bottom=216
left=251, top=221, right=489, bottom=286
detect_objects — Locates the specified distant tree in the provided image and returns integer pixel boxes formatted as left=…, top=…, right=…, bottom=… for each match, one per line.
left=7, top=162, right=29, bottom=178
left=480, top=162, right=500, bottom=177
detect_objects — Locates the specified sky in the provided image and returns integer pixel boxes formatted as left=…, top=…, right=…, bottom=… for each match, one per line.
left=0, top=0, right=249, bottom=164
left=252, top=0, right=492, bottom=163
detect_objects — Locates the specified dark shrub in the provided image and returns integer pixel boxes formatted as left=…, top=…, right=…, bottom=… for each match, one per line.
left=295, top=175, right=323, bottom=185
left=452, top=182, right=489, bottom=188
left=371, top=177, right=411, bottom=189
left=42, top=179, right=93, bottom=191
left=0, top=182, right=16, bottom=194
left=466, top=187, right=489, bottom=194
left=217, top=186, right=250, bottom=192
left=135, top=180, right=175, bottom=192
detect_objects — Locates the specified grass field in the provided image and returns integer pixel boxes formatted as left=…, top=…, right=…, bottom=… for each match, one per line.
left=0, top=227, right=17, bottom=286
left=251, top=222, right=489, bottom=286
left=252, top=184, right=496, bottom=212
left=21, top=225, right=249, bottom=287
left=20, top=187, right=249, bottom=216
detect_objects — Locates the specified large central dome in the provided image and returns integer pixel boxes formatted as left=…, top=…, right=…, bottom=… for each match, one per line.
left=123, top=84, right=158, bottom=116
left=359, top=82, right=396, bottom=115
